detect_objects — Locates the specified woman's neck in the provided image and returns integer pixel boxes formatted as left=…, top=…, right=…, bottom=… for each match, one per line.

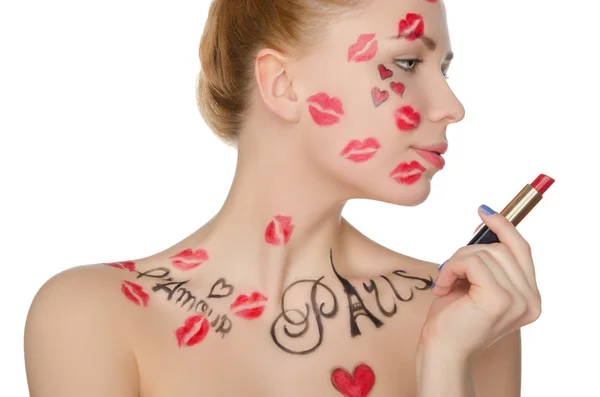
left=183, top=134, right=355, bottom=297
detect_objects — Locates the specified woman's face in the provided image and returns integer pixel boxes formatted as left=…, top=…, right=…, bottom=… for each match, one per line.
left=293, top=0, right=464, bottom=206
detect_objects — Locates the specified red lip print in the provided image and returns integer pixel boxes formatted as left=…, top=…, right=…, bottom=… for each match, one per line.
left=398, top=13, right=424, bottom=41
left=331, top=364, right=375, bottom=397
left=169, top=248, right=209, bottom=271
left=121, top=281, right=150, bottom=307
left=394, top=105, right=420, bottom=131
left=377, top=64, right=392, bottom=80
left=307, top=92, right=345, bottom=126
left=390, top=82, right=405, bottom=96
left=265, top=215, right=294, bottom=246
left=230, top=292, right=268, bottom=319
left=175, top=315, right=210, bottom=347
left=340, top=137, right=381, bottom=163
left=348, top=33, right=378, bottom=63
left=389, top=160, right=426, bottom=185
left=105, top=261, right=136, bottom=272
left=371, top=87, right=389, bottom=107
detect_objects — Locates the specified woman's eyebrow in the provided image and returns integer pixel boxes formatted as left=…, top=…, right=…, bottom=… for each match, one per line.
left=387, top=34, right=454, bottom=61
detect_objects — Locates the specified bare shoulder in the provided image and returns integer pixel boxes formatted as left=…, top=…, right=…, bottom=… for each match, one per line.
left=24, top=263, right=140, bottom=397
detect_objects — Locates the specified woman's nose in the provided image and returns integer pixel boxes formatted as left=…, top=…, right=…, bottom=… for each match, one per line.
left=426, top=79, right=465, bottom=125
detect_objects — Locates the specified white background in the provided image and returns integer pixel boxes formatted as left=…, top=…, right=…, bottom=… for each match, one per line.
left=1, top=0, right=599, bottom=395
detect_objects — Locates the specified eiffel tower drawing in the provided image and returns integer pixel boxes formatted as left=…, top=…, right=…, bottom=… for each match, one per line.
left=330, top=249, right=383, bottom=336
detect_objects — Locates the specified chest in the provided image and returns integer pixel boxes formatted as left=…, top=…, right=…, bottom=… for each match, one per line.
left=127, top=266, right=434, bottom=397
left=134, top=303, right=427, bottom=397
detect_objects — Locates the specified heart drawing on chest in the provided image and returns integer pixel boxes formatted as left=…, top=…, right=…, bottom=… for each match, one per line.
left=207, top=278, right=234, bottom=299
left=331, top=364, right=375, bottom=397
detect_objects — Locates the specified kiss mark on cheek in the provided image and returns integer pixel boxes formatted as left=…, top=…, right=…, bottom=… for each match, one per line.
left=348, top=33, right=378, bottom=63
left=340, top=137, right=381, bottom=163
left=371, top=88, right=389, bottom=107
left=230, top=292, right=268, bottom=319
left=104, top=261, right=136, bottom=272
left=389, top=161, right=426, bottom=185
left=398, top=13, right=425, bottom=41
left=390, top=82, right=405, bottom=96
left=425, top=0, right=437, bottom=2
left=377, top=64, right=393, bottom=80
left=169, top=248, right=209, bottom=271
left=175, top=314, right=210, bottom=347
left=121, top=281, right=150, bottom=307
left=307, top=93, right=345, bottom=126
left=331, top=364, right=375, bottom=397
left=394, top=105, right=420, bottom=131
left=265, top=215, right=295, bottom=246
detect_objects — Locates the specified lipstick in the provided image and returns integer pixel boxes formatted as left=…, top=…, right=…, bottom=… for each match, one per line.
left=468, top=174, right=555, bottom=245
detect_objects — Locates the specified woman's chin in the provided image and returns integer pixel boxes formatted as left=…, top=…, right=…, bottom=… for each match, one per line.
left=356, top=176, right=433, bottom=207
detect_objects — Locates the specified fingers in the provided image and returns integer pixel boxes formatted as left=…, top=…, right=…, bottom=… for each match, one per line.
left=477, top=205, right=537, bottom=289
left=433, top=251, right=513, bottom=301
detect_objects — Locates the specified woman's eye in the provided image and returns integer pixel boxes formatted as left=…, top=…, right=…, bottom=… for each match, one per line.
left=392, top=58, right=450, bottom=79
left=392, top=58, right=424, bottom=74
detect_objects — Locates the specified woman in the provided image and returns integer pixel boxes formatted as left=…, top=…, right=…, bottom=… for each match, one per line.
left=24, top=0, right=541, bottom=396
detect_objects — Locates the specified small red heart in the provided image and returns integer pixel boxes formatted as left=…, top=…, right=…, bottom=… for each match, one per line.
left=371, top=87, right=389, bottom=107
left=390, top=81, right=405, bottom=96
left=377, top=64, right=393, bottom=80
left=331, top=364, right=375, bottom=397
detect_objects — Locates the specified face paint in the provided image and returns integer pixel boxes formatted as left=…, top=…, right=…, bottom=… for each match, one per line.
left=307, top=93, right=345, bottom=126
left=175, top=314, right=210, bottom=347
left=340, top=137, right=381, bottom=163
left=377, top=64, right=393, bottom=80
left=347, top=33, right=378, bottom=63
left=331, top=364, right=375, bottom=397
left=389, top=82, right=405, bottom=96
left=121, top=280, right=150, bottom=307
left=394, top=105, right=420, bottom=131
left=104, top=261, right=136, bottom=272
left=371, top=87, right=389, bottom=107
left=169, top=248, right=209, bottom=271
left=230, top=292, right=268, bottom=319
left=389, top=161, right=426, bottom=185
left=398, top=13, right=425, bottom=41
left=265, top=215, right=294, bottom=245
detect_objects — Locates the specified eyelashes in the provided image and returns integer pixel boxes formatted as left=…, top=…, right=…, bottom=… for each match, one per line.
left=392, top=58, right=450, bottom=79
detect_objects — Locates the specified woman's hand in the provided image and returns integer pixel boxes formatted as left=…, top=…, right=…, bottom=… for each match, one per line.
left=420, top=204, right=542, bottom=359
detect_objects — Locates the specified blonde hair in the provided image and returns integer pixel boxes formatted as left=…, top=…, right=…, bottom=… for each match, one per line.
left=196, top=0, right=365, bottom=145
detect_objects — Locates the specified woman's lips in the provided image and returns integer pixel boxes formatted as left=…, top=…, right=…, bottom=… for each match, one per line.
left=348, top=33, right=379, bottom=63
left=395, top=106, right=420, bottom=131
left=175, top=315, right=210, bottom=347
left=389, top=160, right=426, bottom=184
left=340, top=137, right=381, bottom=163
left=230, top=292, right=268, bottom=319
left=412, top=148, right=445, bottom=169
left=307, top=93, right=345, bottom=126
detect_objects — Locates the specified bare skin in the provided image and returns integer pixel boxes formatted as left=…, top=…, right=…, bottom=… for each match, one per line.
left=25, top=0, right=525, bottom=396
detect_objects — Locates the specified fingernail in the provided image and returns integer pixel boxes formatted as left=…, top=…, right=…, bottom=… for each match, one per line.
left=438, top=260, right=448, bottom=270
left=479, top=204, right=496, bottom=215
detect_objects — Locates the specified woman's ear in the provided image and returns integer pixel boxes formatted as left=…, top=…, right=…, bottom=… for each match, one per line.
left=254, top=48, right=300, bottom=123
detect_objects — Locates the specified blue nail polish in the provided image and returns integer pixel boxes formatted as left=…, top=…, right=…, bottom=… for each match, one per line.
left=438, top=260, right=448, bottom=270
left=480, top=204, right=496, bottom=215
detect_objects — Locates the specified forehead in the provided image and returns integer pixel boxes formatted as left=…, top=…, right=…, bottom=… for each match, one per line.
left=329, top=0, right=451, bottom=53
